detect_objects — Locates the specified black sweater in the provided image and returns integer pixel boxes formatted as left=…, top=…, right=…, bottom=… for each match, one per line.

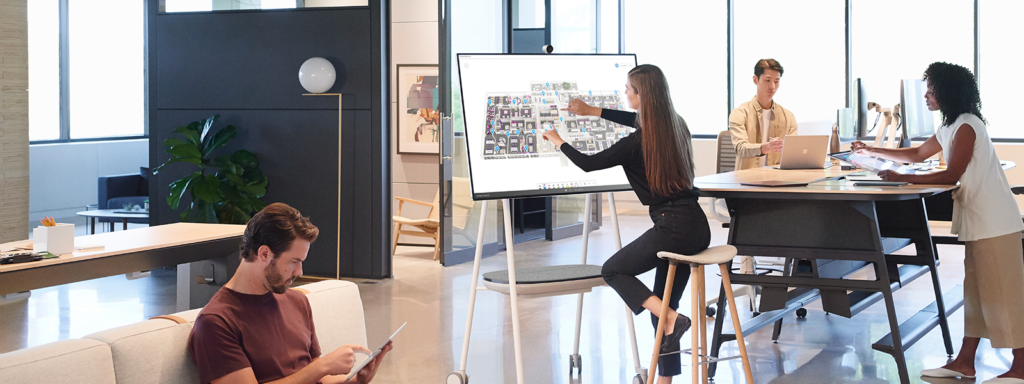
left=559, top=109, right=700, bottom=206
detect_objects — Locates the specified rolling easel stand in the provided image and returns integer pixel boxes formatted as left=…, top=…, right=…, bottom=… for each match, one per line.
left=447, top=194, right=648, bottom=384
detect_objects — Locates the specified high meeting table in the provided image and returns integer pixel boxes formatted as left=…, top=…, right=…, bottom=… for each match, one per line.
left=0, top=223, right=244, bottom=311
left=696, top=166, right=964, bottom=384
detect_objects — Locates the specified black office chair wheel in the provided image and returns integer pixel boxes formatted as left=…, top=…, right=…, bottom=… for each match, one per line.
left=796, top=308, right=808, bottom=318
left=633, top=373, right=645, bottom=384
left=706, top=305, right=717, bottom=317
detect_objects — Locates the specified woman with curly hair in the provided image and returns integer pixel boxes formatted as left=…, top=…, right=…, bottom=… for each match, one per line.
left=852, top=62, right=1024, bottom=382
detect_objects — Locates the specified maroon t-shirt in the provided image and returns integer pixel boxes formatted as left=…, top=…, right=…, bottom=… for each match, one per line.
left=188, top=287, right=321, bottom=384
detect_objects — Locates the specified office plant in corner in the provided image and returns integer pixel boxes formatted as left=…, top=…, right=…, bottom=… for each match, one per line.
left=154, top=114, right=268, bottom=224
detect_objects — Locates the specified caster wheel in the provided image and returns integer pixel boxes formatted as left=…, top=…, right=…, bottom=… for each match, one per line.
left=569, top=354, right=582, bottom=376
left=446, top=371, right=468, bottom=384
left=633, top=373, right=645, bottom=384
left=796, top=308, right=808, bottom=318
left=705, top=305, right=716, bottom=317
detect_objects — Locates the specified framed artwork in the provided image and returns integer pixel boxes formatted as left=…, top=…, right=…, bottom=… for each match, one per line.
left=396, top=65, right=440, bottom=154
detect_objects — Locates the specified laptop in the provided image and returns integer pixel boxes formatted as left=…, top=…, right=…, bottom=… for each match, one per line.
left=778, top=135, right=830, bottom=170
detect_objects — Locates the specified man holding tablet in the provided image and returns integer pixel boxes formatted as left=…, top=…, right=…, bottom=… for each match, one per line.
left=728, top=59, right=798, bottom=170
left=188, top=203, right=391, bottom=384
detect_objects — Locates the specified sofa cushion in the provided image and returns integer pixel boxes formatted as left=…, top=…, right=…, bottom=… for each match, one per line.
left=0, top=339, right=116, bottom=384
left=83, top=319, right=199, bottom=384
left=299, top=280, right=368, bottom=352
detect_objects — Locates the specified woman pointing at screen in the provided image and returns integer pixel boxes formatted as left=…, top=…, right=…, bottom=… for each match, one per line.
left=542, top=64, right=710, bottom=383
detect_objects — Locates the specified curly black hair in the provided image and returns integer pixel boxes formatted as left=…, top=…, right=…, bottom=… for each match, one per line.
left=922, top=62, right=984, bottom=127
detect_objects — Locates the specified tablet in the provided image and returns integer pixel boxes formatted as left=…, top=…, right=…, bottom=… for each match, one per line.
left=344, top=322, right=406, bottom=382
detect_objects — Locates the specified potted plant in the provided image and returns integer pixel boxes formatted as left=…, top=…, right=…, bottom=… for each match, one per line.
left=154, top=115, right=268, bottom=224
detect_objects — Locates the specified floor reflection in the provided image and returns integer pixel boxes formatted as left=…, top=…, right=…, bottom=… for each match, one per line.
left=2, top=210, right=1021, bottom=383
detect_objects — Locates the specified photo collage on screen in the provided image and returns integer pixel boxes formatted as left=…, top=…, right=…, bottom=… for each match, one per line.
left=481, top=81, right=634, bottom=159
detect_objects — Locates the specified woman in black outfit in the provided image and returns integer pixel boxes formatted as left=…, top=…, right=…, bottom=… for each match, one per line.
left=542, top=64, right=710, bottom=383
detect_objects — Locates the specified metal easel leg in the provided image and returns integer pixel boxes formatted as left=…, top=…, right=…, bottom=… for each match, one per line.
left=570, top=194, right=594, bottom=376
left=502, top=199, right=526, bottom=384
left=610, top=194, right=647, bottom=382
left=447, top=200, right=489, bottom=384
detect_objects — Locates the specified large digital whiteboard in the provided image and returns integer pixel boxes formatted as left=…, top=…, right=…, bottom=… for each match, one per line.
left=457, top=54, right=639, bottom=200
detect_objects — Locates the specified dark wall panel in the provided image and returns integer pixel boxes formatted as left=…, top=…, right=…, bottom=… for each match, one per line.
left=156, top=9, right=372, bottom=111
left=151, top=4, right=389, bottom=279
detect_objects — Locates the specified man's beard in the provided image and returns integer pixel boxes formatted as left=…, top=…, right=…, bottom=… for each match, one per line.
left=264, top=260, right=293, bottom=294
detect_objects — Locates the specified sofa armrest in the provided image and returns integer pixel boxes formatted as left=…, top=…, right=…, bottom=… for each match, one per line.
left=98, top=174, right=145, bottom=209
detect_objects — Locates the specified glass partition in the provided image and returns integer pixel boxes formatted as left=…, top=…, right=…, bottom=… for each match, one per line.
left=442, top=0, right=505, bottom=264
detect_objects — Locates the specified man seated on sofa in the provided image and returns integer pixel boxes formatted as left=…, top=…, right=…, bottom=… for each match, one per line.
left=189, top=203, right=390, bottom=384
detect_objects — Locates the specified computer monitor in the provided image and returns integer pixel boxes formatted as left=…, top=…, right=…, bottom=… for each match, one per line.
left=900, top=78, right=935, bottom=140
left=853, top=78, right=869, bottom=138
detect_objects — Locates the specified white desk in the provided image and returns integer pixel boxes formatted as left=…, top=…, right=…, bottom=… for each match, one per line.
left=0, top=223, right=244, bottom=310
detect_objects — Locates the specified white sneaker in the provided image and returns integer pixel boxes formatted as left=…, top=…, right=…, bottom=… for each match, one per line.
left=920, top=367, right=975, bottom=379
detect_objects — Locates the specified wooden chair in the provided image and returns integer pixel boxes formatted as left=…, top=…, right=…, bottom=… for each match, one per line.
left=392, top=191, right=441, bottom=260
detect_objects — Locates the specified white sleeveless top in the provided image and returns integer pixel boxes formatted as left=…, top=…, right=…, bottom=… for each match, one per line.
left=934, top=113, right=1024, bottom=241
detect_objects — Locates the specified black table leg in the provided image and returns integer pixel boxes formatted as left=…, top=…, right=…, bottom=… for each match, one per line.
left=123, top=219, right=128, bottom=231
left=90, top=217, right=95, bottom=235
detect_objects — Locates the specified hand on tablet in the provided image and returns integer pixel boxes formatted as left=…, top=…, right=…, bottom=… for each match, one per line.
left=349, top=341, right=392, bottom=384
left=877, top=170, right=906, bottom=182
left=542, top=130, right=566, bottom=147
left=321, top=344, right=372, bottom=377
left=851, top=141, right=872, bottom=155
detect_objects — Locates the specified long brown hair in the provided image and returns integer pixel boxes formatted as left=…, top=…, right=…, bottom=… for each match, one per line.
left=627, top=64, right=695, bottom=197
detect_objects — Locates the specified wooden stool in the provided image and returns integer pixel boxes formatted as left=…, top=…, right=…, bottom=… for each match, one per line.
left=648, top=245, right=754, bottom=384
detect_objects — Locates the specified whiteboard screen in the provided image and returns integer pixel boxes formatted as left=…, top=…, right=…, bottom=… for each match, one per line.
left=457, top=54, right=639, bottom=200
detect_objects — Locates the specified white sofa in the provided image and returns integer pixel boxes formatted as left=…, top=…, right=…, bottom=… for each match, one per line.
left=0, top=280, right=367, bottom=384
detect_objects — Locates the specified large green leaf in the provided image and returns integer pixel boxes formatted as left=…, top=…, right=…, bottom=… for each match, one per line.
left=193, top=174, right=222, bottom=203
left=200, top=202, right=218, bottom=223
left=163, top=138, right=188, bottom=147
left=154, top=156, right=202, bottom=174
left=210, top=155, right=239, bottom=175
left=231, top=150, right=259, bottom=169
left=167, top=172, right=201, bottom=209
left=224, top=173, right=246, bottom=187
left=167, top=144, right=202, bottom=159
left=248, top=196, right=268, bottom=212
left=229, top=206, right=252, bottom=224
left=204, top=125, right=237, bottom=157
left=179, top=206, right=192, bottom=222
left=199, top=115, right=219, bottom=146
left=174, top=123, right=201, bottom=147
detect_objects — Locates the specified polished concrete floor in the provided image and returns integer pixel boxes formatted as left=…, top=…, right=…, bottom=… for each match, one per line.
left=1, top=207, right=1018, bottom=383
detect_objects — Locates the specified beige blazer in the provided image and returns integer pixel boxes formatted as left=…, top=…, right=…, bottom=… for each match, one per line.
left=728, top=96, right=798, bottom=170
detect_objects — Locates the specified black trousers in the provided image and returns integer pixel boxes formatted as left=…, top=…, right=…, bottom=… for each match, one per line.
left=601, top=198, right=711, bottom=377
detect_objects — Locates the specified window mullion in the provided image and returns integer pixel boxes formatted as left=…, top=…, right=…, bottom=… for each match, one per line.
left=58, top=0, right=70, bottom=142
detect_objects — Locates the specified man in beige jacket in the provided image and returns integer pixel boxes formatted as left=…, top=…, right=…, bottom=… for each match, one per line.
left=728, top=59, right=798, bottom=170
left=728, top=59, right=798, bottom=274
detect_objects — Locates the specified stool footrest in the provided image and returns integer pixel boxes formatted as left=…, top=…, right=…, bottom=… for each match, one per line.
left=663, top=348, right=744, bottom=364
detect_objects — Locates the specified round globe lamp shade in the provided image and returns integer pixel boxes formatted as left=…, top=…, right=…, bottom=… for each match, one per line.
left=298, top=57, right=336, bottom=94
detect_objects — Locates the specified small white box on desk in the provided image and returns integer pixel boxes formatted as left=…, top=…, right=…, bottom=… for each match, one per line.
left=33, top=224, right=75, bottom=255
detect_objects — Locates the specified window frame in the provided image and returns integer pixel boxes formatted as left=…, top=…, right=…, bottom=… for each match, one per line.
left=29, top=0, right=149, bottom=145
left=620, top=0, right=1017, bottom=142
